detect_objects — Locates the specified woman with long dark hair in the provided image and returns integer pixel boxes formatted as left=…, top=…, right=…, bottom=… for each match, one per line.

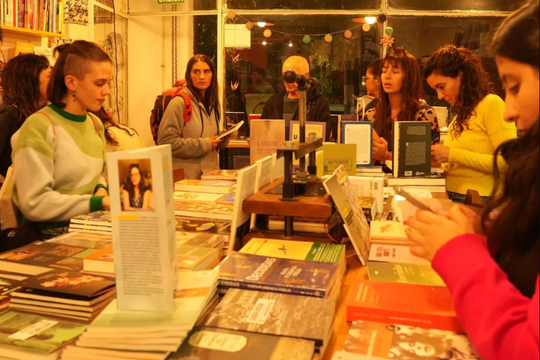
left=0, top=54, right=51, bottom=179
left=121, top=164, right=153, bottom=211
left=424, top=46, right=516, bottom=203
left=405, top=1, right=539, bottom=359
left=158, top=54, right=226, bottom=179
left=368, top=47, right=440, bottom=163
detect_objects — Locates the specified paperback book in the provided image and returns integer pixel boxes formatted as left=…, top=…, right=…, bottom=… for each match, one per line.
left=174, top=201, right=234, bottom=221
left=347, top=280, right=463, bottom=332
left=367, top=262, right=446, bottom=287
left=170, top=327, right=315, bottom=360
left=218, top=252, right=339, bottom=298
left=204, top=289, right=335, bottom=347
left=174, top=179, right=235, bottom=194
left=343, top=320, right=480, bottom=359
left=392, top=121, right=432, bottom=178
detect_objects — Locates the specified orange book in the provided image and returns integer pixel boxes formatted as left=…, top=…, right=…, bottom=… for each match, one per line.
left=83, top=244, right=115, bottom=275
left=346, top=279, right=463, bottom=333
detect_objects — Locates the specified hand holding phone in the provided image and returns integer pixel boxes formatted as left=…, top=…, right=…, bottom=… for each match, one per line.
left=393, top=186, right=433, bottom=212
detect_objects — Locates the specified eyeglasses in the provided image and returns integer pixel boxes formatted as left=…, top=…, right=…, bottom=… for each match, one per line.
left=362, top=76, right=377, bottom=82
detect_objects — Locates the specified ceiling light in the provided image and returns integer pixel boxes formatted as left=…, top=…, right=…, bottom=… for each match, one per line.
left=262, top=41, right=267, bottom=45
left=288, top=42, right=293, bottom=47
left=257, top=22, right=267, bottom=28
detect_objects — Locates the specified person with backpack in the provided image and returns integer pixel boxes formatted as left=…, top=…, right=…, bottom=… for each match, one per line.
left=158, top=54, right=226, bottom=179
left=9, top=40, right=112, bottom=243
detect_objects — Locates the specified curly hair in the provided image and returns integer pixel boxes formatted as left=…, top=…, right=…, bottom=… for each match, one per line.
left=1, top=54, right=50, bottom=120
left=375, top=47, right=425, bottom=141
left=423, top=45, right=493, bottom=138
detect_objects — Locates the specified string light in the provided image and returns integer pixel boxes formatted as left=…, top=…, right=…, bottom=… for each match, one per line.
left=365, top=16, right=377, bottom=25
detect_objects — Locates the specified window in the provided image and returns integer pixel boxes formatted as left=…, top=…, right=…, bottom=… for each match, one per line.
left=228, top=0, right=380, bottom=10
left=388, top=0, right=519, bottom=12
left=225, top=16, right=381, bottom=114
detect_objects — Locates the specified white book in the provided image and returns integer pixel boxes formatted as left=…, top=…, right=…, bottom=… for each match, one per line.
left=107, top=145, right=177, bottom=312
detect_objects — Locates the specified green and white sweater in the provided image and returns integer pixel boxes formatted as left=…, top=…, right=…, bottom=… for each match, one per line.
left=11, top=105, right=107, bottom=228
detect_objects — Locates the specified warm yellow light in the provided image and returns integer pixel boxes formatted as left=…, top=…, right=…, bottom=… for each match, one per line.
left=257, top=22, right=267, bottom=28
left=288, top=42, right=293, bottom=47
left=262, top=41, right=268, bottom=45
left=365, top=16, right=377, bottom=25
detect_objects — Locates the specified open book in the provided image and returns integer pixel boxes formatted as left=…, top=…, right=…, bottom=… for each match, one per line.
left=217, top=121, right=244, bottom=140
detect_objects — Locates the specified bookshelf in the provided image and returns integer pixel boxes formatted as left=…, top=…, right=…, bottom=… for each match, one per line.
left=1, top=25, right=63, bottom=38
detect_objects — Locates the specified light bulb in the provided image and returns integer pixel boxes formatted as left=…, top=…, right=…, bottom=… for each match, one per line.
left=365, top=16, right=377, bottom=25
left=288, top=42, right=293, bottom=47
left=257, top=22, right=267, bottom=28
left=262, top=41, right=268, bottom=45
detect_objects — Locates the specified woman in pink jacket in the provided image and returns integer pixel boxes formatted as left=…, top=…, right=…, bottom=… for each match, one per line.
left=405, top=1, right=539, bottom=359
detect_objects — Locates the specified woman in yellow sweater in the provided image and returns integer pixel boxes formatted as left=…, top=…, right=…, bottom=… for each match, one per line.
left=424, top=45, right=517, bottom=203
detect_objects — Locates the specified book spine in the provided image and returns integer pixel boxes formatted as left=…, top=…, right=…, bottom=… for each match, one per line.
left=346, top=306, right=464, bottom=333
left=218, top=280, right=327, bottom=298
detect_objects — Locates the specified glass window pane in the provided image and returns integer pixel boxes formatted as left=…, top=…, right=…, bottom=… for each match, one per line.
left=194, top=16, right=218, bottom=63
left=129, top=1, right=216, bottom=13
left=389, top=16, right=505, bottom=126
left=389, top=0, right=518, bottom=12
left=228, top=0, right=380, bottom=10
left=225, top=16, right=382, bottom=116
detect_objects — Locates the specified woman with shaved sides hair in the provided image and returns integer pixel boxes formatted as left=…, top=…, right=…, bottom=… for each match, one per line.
left=11, top=40, right=113, bottom=241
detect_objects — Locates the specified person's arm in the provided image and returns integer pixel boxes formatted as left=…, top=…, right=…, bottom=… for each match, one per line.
left=143, top=189, right=153, bottom=210
left=11, top=115, right=105, bottom=222
left=447, top=97, right=516, bottom=174
left=433, top=235, right=539, bottom=360
left=121, top=189, right=134, bottom=210
left=157, top=97, right=213, bottom=159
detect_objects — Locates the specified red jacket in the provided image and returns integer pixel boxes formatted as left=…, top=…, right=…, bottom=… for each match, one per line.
left=433, top=234, right=539, bottom=360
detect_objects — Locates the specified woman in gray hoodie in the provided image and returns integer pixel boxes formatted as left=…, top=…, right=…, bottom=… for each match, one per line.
left=158, top=55, right=226, bottom=179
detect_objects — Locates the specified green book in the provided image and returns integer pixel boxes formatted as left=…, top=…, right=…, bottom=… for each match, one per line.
left=322, top=143, right=357, bottom=176
left=367, top=261, right=446, bottom=287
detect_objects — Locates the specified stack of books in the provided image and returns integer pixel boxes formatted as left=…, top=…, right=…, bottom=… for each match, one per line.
left=0, top=310, right=87, bottom=360
left=204, top=288, right=334, bottom=357
left=173, top=180, right=236, bottom=221
left=68, top=211, right=112, bottom=235
left=8, top=270, right=116, bottom=323
left=218, top=252, right=341, bottom=302
left=201, top=169, right=239, bottom=181
left=60, top=270, right=219, bottom=360
left=386, top=174, right=446, bottom=194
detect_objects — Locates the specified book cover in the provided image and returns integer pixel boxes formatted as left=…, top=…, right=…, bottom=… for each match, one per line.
left=344, top=321, right=480, bottom=359
left=218, top=252, right=338, bottom=298
left=0, top=275, right=23, bottom=297
left=177, top=246, right=220, bottom=271
left=174, top=201, right=234, bottom=221
left=289, top=121, right=326, bottom=143
left=0, top=310, right=87, bottom=353
left=250, top=120, right=285, bottom=165
left=240, top=238, right=345, bottom=272
left=173, top=191, right=225, bottom=203
left=367, top=262, right=446, bottom=287
left=347, top=280, right=463, bottom=332
left=170, top=327, right=315, bottom=360
left=174, top=180, right=235, bottom=194
left=369, top=221, right=413, bottom=245
left=21, top=270, right=115, bottom=298
left=368, top=244, right=430, bottom=265
left=342, top=122, right=373, bottom=168
left=47, top=232, right=112, bottom=250
left=322, top=143, right=357, bottom=176
left=107, top=145, right=178, bottom=312
left=392, top=122, right=431, bottom=178
left=176, top=232, right=226, bottom=250
left=83, top=244, right=115, bottom=275
left=204, top=289, right=335, bottom=346
left=10, top=286, right=116, bottom=307
left=175, top=217, right=231, bottom=235
left=323, top=167, right=370, bottom=266
left=201, top=169, right=239, bottom=181
left=70, top=211, right=112, bottom=226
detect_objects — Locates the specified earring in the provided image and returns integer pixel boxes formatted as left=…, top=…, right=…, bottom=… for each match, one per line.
left=72, top=91, right=76, bottom=98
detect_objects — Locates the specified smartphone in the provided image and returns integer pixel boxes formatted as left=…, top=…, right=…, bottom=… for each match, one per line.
left=393, top=186, right=433, bottom=212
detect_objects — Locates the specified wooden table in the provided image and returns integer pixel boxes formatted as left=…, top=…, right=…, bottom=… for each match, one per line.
left=322, top=246, right=368, bottom=360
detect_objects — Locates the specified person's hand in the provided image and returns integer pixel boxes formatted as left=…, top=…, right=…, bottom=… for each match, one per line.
left=94, top=187, right=108, bottom=197
left=210, top=136, right=221, bottom=149
left=217, top=136, right=230, bottom=150
left=431, top=144, right=450, bottom=164
left=102, top=196, right=111, bottom=210
left=405, top=205, right=476, bottom=261
left=372, top=137, right=390, bottom=162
